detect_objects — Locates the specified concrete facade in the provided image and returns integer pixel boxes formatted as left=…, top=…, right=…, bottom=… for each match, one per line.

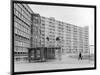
left=14, top=3, right=33, bottom=61
left=39, top=16, right=89, bottom=54
left=14, top=3, right=89, bottom=62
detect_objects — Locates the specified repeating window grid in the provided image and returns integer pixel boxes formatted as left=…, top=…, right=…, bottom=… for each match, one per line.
left=14, top=16, right=30, bottom=31
left=14, top=28, right=30, bottom=39
left=14, top=3, right=31, bottom=21
left=17, top=3, right=31, bottom=18
left=14, top=21, right=30, bottom=34
left=15, top=40, right=30, bottom=48
left=14, top=9, right=31, bottom=26
left=14, top=4, right=32, bottom=26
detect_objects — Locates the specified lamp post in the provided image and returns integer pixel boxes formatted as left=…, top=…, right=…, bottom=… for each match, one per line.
left=56, top=37, right=62, bottom=61
left=46, top=37, right=50, bottom=48
left=46, top=37, right=50, bottom=59
left=46, top=37, right=49, bottom=41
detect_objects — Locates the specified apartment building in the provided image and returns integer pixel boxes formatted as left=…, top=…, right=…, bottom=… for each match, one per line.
left=71, top=25, right=79, bottom=53
left=14, top=3, right=89, bottom=62
left=40, top=16, right=45, bottom=47
left=83, top=26, right=89, bottom=53
left=14, top=3, right=33, bottom=61
left=63, top=23, right=72, bottom=53
left=78, top=27, right=84, bottom=53
left=55, top=20, right=64, bottom=53
left=41, top=17, right=56, bottom=59
left=40, top=16, right=89, bottom=55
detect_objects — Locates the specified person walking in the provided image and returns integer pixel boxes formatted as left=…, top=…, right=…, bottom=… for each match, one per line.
left=78, top=52, right=82, bottom=60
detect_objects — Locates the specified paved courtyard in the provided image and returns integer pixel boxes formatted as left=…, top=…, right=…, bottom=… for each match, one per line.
left=15, top=54, right=94, bottom=72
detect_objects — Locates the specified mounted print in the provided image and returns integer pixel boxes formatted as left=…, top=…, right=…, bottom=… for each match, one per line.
left=11, top=0, right=96, bottom=75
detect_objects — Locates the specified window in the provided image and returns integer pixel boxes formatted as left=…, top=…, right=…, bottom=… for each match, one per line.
left=15, top=10, right=19, bottom=17
left=14, top=28, right=18, bottom=34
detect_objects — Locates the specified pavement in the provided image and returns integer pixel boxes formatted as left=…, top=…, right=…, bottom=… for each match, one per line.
left=14, top=54, right=94, bottom=72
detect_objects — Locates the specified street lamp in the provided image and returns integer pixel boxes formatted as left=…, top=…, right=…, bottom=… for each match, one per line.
left=56, top=37, right=62, bottom=61
left=46, top=37, right=49, bottom=41
left=56, top=37, right=60, bottom=41
left=46, top=37, right=50, bottom=47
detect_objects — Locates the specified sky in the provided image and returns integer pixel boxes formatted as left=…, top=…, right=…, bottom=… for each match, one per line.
left=29, top=4, right=94, bottom=45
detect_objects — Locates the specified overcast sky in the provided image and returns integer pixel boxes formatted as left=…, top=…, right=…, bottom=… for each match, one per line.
left=29, top=4, right=94, bottom=45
